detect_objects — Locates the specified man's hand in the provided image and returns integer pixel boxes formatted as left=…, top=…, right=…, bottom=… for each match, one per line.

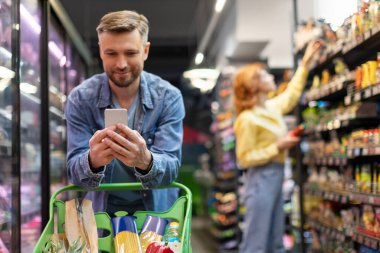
left=103, top=123, right=152, bottom=170
left=88, top=126, right=116, bottom=171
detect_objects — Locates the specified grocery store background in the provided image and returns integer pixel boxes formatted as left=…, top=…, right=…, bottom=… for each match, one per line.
left=0, top=0, right=369, bottom=252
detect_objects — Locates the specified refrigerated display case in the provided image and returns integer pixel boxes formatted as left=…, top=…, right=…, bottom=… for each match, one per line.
left=19, top=0, right=42, bottom=251
left=0, top=0, right=13, bottom=251
left=48, top=14, right=67, bottom=194
left=0, top=0, right=90, bottom=251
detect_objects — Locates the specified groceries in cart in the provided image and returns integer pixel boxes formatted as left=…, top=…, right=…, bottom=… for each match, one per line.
left=111, top=215, right=142, bottom=253
left=34, top=182, right=191, bottom=253
left=112, top=214, right=181, bottom=253
left=139, top=215, right=168, bottom=252
left=44, top=198, right=98, bottom=252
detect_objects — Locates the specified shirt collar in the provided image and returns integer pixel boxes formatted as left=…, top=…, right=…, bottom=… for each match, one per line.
left=97, top=71, right=154, bottom=110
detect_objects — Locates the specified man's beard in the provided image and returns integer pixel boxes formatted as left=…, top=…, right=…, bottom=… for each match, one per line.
left=107, top=68, right=139, bottom=88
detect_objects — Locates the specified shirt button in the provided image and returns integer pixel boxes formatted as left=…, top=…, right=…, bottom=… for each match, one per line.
left=143, top=193, right=147, bottom=197
left=148, top=138, right=152, bottom=144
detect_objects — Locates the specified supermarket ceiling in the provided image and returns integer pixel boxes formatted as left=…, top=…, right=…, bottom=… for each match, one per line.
left=59, top=0, right=216, bottom=134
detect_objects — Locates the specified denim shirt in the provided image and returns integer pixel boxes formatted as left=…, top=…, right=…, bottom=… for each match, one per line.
left=65, top=71, right=185, bottom=212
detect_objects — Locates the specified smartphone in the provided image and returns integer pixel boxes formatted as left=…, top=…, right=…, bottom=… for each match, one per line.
left=104, top=108, right=128, bottom=128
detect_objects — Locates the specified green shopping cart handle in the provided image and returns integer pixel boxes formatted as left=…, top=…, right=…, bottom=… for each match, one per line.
left=50, top=182, right=191, bottom=211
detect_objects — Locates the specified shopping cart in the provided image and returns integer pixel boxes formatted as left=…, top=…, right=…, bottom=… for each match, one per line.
left=33, top=182, right=192, bottom=253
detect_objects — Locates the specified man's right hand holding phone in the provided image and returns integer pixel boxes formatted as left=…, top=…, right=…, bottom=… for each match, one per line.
left=88, top=126, right=117, bottom=172
left=88, top=123, right=153, bottom=173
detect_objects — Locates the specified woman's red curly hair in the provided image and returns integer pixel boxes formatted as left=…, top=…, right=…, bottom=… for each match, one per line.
left=233, top=63, right=266, bottom=115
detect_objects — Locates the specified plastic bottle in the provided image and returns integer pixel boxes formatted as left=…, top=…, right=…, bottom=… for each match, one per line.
left=163, top=221, right=181, bottom=243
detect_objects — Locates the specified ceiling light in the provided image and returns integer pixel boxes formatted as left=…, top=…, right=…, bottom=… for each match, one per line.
left=195, top=53, right=204, bottom=65
left=183, top=68, right=220, bottom=80
left=215, top=0, right=226, bottom=13
left=183, top=68, right=220, bottom=93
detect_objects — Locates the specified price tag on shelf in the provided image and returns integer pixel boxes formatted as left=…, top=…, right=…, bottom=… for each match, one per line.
left=344, top=95, right=352, bottom=105
left=358, top=234, right=364, bottom=244
left=373, top=25, right=380, bottom=34
left=347, top=149, right=353, bottom=158
left=364, top=88, right=372, bottom=98
left=365, top=30, right=371, bottom=40
left=362, top=148, right=369, bottom=156
left=371, top=240, right=378, bottom=250
left=341, top=195, right=347, bottom=203
left=365, top=237, right=370, bottom=246
left=354, top=92, right=361, bottom=102
left=376, top=147, right=380, bottom=155
left=369, top=196, right=375, bottom=204
left=373, top=85, right=380, bottom=95
left=355, top=148, right=361, bottom=157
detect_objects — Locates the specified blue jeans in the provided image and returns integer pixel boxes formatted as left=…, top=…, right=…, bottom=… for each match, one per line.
left=239, top=163, right=285, bottom=253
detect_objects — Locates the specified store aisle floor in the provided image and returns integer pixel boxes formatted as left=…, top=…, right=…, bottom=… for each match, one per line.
left=191, top=216, right=218, bottom=253
left=191, top=216, right=239, bottom=253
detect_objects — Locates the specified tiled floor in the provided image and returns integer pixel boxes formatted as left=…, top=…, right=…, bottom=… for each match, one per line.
left=191, top=216, right=218, bottom=253
left=191, top=216, right=238, bottom=253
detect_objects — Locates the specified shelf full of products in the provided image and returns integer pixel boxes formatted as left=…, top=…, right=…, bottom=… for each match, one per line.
left=296, top=1, right=380, bottom=252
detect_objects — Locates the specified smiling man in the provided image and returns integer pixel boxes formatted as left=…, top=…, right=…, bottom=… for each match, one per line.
left=65, top=10, right=185, bottom=214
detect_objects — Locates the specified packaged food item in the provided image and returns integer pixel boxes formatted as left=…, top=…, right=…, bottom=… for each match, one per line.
left=64, top=198, right=98, bottom=253
left=368, top=60, right=377, bottom=85
left=163, top=221, right=181, bottom=253
left=355, top=66, right=363, bottom=91
left=111, top=216, right=142, bottom=253
left=146, top=242, right=174, bottom=253
left=289, top=124, right=305, bottom=137
left=139, top=215, right=168, bottom=252
left=362, top=63, right=370, bottom=88
left=377, top=52, right=380, bottom=84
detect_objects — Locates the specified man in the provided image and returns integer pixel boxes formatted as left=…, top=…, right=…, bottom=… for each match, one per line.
left=65, top=10, right=185, bottom=214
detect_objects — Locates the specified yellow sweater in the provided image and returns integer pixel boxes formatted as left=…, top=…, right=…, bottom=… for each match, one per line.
left=233, top=66, right=308, bottom=169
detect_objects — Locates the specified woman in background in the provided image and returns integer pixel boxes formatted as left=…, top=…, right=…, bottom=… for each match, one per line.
left=233, top=40, right=321, bottom=253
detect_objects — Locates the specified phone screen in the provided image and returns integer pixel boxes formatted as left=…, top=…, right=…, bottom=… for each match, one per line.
left=104, top=108, right=128, bottom=128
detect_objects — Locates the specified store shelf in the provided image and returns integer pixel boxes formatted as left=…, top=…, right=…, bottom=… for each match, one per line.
left=305, top=79, right=351, bottom=103
left=347, top=147, right=380, bottom=159
left=309, top=24, right=380, bottom=76
left=304, top=117, right=380, bottom=135
left=305, top=183, right=380, bottom=206
left=303, top=156, right=348, bottom=167
left=304, top=184, right=350, bottom=204
left=344, top=83, right=380, bottom=106
left=352, top=231, right=380, bottom=251
left=307, top=219, right=348, bottom=242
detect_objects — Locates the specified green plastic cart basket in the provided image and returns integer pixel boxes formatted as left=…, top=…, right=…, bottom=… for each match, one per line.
left=33, top=182, right=192, bottom=253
